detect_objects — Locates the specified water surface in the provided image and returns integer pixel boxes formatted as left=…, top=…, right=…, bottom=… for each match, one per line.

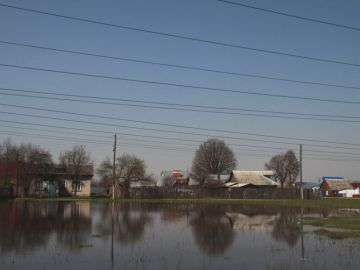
left=1, top=201, right=359, bottom=270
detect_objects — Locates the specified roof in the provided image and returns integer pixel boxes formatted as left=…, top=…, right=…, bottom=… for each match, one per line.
left=45, top=165, right=94, bottom=177
left=322, top=179, right=353, bottom=191
left=295, top=182, right=321, bottom=190
left=204, top=174, right=231, bottom=185
left=230, top=170, right=278, bottom=187
left=161, top=170, right=189, bottom=179
left=322, top=176, right=344, bottom=181
left=351, top=182, right=360, bottom=189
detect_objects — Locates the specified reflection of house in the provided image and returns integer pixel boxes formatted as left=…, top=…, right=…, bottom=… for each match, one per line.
left=227, top=213, right=278, bottom=232
left=63, top=202, right=91, bottom=219
left=320, top=177, right=354, bottom=197
left=228, top=171, right=279, bottom=188
left=28, top=165, right=93, bottom=197
left=160, top=170, right=189, bottom=186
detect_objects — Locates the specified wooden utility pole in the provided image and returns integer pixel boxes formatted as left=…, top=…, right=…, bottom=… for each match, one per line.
left=300, top=144, right=303, bottom=200
left=112, top=134, right=117, bottom=200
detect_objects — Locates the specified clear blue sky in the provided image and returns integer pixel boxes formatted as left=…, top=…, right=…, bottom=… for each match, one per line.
left=0, top=0, right=360, bottom=181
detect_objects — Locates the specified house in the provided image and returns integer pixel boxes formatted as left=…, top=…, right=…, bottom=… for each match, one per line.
left=351, top=182, right=360, bottom=197
left=320, top=178, right=354, bottom=197
left=228, top=170, right=279, bottom=188
left=204, top=174, right=231, bottom=186
left=295, top=181, right=321, bottom=191
left=130, top=179, right=156, bottom=188
left=28, top=165, right=93, bottom=197
left=160, top=170, right=189, bottom=187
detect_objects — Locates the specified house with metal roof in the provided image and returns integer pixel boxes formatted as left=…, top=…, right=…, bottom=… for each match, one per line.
left=320, top=178, right=354, bottom=197
left=228, top=170, right=279, bottom=188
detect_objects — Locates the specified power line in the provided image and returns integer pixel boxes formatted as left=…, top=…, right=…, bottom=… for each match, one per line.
left=2, top=119, right=360, bottom=156
left=1, top=40, right=360, bottom=91
left=1, top=63, right=360, bottom=105
left=1, top=102, right=359, bottom=147
left=0, top=124, right=112, bottom=140
left=0, top=2, right=359, bottom=67
left=218, top=0, right=360, bottom=32
left=2, top=110, right=360, bottom=151
left=1, top=89, right=360, bottom=122
left=0, top=119, right=292, bottom=151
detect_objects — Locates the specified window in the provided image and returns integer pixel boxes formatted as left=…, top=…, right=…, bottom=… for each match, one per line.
left=72, top=181, right=82, bottom=192
left=34, top=181, right=43, bottom=191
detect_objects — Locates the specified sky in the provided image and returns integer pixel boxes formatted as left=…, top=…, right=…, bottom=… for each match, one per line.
left=0, top=0, right=360, bottom=181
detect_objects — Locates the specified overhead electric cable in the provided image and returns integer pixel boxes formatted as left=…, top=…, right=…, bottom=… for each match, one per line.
left=1, top=91, right=360, bottom=123
left=0, top=3, right=359, bottom=67
left=1, top=102, right=359, bottom=146
left=1, top=118, right=360, bottom=154
left=1, top=63, right=360, bottom=105
left=218, top=0, right=360, bottom=31
left=1, top=40, right=359, bottom=90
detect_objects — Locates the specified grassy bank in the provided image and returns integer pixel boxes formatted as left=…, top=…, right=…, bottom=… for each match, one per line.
left=14, top=197, right=360, bottom=208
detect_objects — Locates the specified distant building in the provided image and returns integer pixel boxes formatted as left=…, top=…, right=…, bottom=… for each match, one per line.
left=228, top=170, right=279, bottom=188
left=28, top=165, right=93, bottom=197
left=160, top=170, right=189, bottom=187
left=320, top=178, right=354, bottom=197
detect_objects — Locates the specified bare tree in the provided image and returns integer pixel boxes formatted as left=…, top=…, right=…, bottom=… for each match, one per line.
left=59, top=145, right=92, bottom=197
left=284, top=150, right=300, bottom=186
left=97, top=153, right=146, bottom=198
left=265, top=150, right=299, bottom=188
left=0, top=139, right=53, bottom=194
left=191, top=138, right=237, bottom=185
left=18, top=143, right=53, bottom=191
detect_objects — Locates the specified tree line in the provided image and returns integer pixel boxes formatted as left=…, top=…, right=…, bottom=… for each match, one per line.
left=0, top=137, right=300, bottom=197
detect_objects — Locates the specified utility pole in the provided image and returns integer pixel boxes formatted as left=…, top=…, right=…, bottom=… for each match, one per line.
left=112, top=134, right=117, bottom=200
left=300, top=144, right=303, bottom=200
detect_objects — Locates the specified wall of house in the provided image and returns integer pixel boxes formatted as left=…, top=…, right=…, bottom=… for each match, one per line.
left=339, top=189, right=356, bottom=198
left=64, top=179, right=91, bottom=197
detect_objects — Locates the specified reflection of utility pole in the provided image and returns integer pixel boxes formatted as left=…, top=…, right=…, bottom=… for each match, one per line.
left=111, top=202, right=115, bottom=270
left=300, top=144, right=303, bottom=200
left=113, top=134, right=117, bottom=200
left=300, top=207, right=305, bottom=262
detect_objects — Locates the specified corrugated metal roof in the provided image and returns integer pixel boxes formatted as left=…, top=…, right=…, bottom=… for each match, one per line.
left=230, top=170, right=278, bottom=186
left=323, top=180, right=353, bottom=191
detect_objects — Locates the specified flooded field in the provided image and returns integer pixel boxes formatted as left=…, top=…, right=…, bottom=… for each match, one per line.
left=1, top=201, right=360, bottom=270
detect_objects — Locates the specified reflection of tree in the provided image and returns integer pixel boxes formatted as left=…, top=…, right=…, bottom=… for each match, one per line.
left=94, top=203, right=152, bottom=245
left=0, top=201, right=52, bottom=254
left=190, top=205, right=235, bottom=255
left=0, top=201, right=91, bottom=254
left=55, top=202, right=92, bottom=249
left=271, top=208, right=300, bottom=247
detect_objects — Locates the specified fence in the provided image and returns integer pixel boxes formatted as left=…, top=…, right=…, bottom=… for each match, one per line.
left=0, top=187, right=13, bottom=199
left=129, top=187, right=320, bottom=200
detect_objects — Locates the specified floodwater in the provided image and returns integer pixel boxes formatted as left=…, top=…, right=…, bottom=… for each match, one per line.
left=0, top=201, right=359, bottom=270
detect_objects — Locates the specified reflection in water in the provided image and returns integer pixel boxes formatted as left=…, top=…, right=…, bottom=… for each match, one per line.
left=271, top=208, right=301, bottom=247
left=1, top=201, right=359, bottom=270
left=0, top=201, right=91, bottom=254
left=189, top=205, right=235, bottom=255
left=94, top=203, right=153, bottom=245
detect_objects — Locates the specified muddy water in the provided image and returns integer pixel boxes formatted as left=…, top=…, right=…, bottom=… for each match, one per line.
left=0, top=201, right=359, bottom=270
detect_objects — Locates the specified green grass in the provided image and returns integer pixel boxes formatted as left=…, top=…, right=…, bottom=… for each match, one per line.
left=77, top=243, right=93, bottom=248
left=313, top=229, right=360, bottom=240
left=304, top=216, right=360, bottom=230
left=15, top=197, right=360, bottom=208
